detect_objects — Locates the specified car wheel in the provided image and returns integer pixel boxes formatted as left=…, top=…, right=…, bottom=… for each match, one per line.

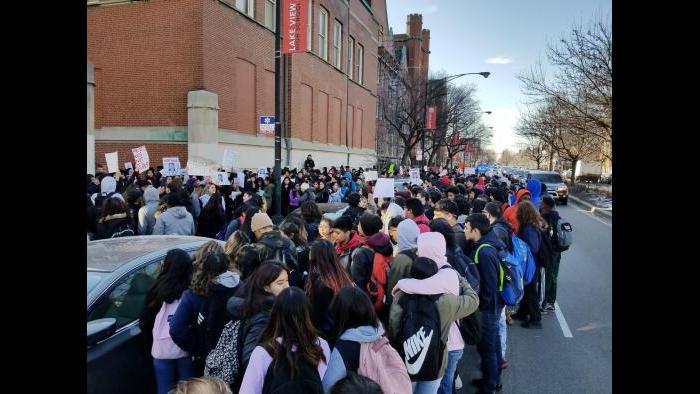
left=561, top=197, right=568, bottom=205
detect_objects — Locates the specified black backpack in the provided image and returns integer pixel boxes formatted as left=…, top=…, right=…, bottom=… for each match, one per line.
left=537, top=227, right=554, bottom=271
left=397, top=293, right=443, bottom=381
left=196, top=286, right=238, bottom=358
left=261, top=348, right=323, bottom=394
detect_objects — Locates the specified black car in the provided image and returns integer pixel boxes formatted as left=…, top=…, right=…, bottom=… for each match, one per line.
left=87, top=236, right=224, bottom=394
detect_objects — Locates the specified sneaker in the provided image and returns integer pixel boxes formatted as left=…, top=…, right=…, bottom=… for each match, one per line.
left=521, top=320, right=543, bottom=329
left=544, top=303, right=556, bottom=312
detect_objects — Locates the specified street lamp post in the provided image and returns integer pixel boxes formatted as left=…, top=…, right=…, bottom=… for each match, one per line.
left=422, top=71, right=490, bottom=172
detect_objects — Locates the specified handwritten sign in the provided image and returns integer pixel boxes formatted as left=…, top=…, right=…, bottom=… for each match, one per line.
left=105, top=152, right=119, bottom=174
left=214, top=172, right=231, bottom=186
left=257, top=167, right=268, bottom=179
left=124, top=162, right=133, bottom=170
left=161, top=157, right=181, bottom=176
left=409, top=168, right=421, bottom=185
left=131, top=146, right=150, bottom=172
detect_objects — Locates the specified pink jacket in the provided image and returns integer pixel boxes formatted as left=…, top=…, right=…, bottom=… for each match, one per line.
left=239, top=337, right=331, bottom=394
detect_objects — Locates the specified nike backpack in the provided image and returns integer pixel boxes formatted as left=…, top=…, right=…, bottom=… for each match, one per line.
left=397, top=293, right=443, bottom=381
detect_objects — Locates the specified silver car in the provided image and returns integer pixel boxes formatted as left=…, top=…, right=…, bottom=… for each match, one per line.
left=526, top=170, right=569, bottom=204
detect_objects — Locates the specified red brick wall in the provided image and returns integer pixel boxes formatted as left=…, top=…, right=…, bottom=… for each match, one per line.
left=95, top=142, right=188, bottom=171
left=88, top=0, right=204, bottom=129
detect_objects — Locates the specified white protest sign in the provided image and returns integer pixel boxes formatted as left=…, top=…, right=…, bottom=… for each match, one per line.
left=409, top=168, right=421, bottom=185
left=186, top=159, right=215, bottom=176
left=214, top=172, right=231, bottom=185
left=373, top=178, right=395, bottom=199
left=221, top=149, right=237, bottom=171
left=364, top=170, right=378, bottom=182
left=131, top=146, right=150, bottom=172
left=124, top=162, right=133, bottom=170
left=105, top=152, right=119, bottom=174
left=161, top=157, right=181, bottom=176
left=257, top=167, right=268, bottom=179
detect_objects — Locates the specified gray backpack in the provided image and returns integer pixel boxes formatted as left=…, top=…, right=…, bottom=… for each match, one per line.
left=554, top=217, right=573, bottom=252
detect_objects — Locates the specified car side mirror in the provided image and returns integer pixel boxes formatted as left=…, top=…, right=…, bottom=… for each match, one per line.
left=87, top=318, right=117, bottom=347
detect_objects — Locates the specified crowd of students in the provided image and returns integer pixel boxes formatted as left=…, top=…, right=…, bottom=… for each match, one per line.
left=87, top=159, right=571, bottom=394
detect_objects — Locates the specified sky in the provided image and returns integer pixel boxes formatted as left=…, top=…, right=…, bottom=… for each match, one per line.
left=385, top=0, right=611, bottom=155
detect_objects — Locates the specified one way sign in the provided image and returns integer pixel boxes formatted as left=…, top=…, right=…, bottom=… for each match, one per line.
left=259, top=116, right=275, bottom=136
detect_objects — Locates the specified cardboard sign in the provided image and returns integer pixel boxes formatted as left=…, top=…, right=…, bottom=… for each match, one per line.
left=124, top=162, right=133, bottom=170
left=131, top=146, right=150, bottom=172
left=186, top=159, right=215, bottom=177
left=373, top=178, right=395, bottom=199
left=364, top=170, right=378, bottom=182
left=105, top=152, right=119, bottom=174
left=409, top=168, right=421, bottom=185
left=214, top=172, right=231, bottom=186
left=161, top=157, right=181, bottom=176
left=221, top=149, right=237, bottom=171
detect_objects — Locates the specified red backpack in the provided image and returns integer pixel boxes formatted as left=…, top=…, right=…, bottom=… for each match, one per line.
left=363, top=248, right=393, bottom=314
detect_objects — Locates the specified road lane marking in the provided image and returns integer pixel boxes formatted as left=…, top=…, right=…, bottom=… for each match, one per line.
left=575, top=209, right=612, bottom=228
left=554, top=302, right=573, bottom=338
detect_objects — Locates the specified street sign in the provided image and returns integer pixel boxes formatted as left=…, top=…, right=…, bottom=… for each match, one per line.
left=282, top=0, right=309, bottom=54
left=260, top=116, right=275, bottom=136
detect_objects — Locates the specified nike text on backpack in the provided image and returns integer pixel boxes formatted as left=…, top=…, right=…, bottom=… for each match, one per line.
left=554, top=217, right=573, bottom=251
left=360, top=247, right=392, bottom=315
left=475, top=244, right=525, bottom=306
left=204, top=319, right=243, bottom=385
left=510, top=234, right=536, bottom=285
left=357, top=336, right=412, bottom=394
left=261, top=349, right=324, bottom=394
left=398, top=293, right=444, bottom=381
left=152, top=300, right=188, bottom=359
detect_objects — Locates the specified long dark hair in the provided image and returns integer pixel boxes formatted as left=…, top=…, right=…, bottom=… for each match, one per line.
left=236, top=244, right=263, bottom=281
left=260, top=287, right=326, bottom=379
left=190, top=251, right=228, bottom=296
left=241, top=261, right=288, bottom=317
left=148, top=249, right=193, bottom=308
left=329, top=286, right=379, bottom=343
left=239, top=204, right=261, bottom=242
left=429, top=218, right=457, bottom=250
left=305, top=240, right=353, bottom=299
left=99, top=197, right=130, bottom=221
left=280, top=216, right=308, bottom=247
left=516, top=200, right=545, bottom=231
left=300, top=201, right=322, bottom=222
left=203, top=191, right=224, bottom=216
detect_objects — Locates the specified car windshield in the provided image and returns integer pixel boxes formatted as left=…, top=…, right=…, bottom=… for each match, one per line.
left=531, top=173, right=563, bottom=183
left=87, top=272, right=103, bottom=295
left=87, top=236, right=207, bottom=272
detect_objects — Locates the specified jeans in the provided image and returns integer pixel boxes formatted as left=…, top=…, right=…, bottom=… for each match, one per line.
left=545, top=253, right=562, bottom=304
left=499, top=307, right=507, bottom=358
left=477, top=309, right=504, bottom=392
left=153, top=357, right=194, bottom=394
left=412, top=377, right=443, bottom=394
left=438, top=349, right=463, bottom=394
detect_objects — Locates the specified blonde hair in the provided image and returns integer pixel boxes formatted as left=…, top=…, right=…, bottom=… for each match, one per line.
left=223, top=230, right=251, bottom=272
left=191, top=241, right=224, bottom=290
left=169, top=376, right=232, bottom=394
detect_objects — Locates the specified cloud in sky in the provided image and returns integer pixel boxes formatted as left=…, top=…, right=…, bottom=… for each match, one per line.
left=485, top=56, right=514, bottom=65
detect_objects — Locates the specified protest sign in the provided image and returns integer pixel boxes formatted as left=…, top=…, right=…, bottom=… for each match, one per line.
left=409, top=168, right=421, bottom=185
left=221, top=149, right=237, bottom=171
left=186, top=159, right=215, bottom=177
left=257, top=167, right=268, bottom=179
left=105, top=152, right=119, bottom=174
left=161, top=157, right=181, bottom=176
left=373, top=178, right=395, bottom=199
left=364, top=170, right=378, bottom=182
left=131, top=146, right=150, bottom=172
left=214, top=172, right=231, bottom=185
left=124, top=162, right=133, bottom=170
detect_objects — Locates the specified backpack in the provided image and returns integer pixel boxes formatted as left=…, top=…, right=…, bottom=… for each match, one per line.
left=204, top=319, right=243, bottom=384
left=195, top=287, right=238, bottom=358
left=553, top=217, right=573, bottom=252
left=151, top=300, right=188, bottom=359
left=438, top=264, right=482, bottom=346
left=358, top=336, right=412, bottom=394
left=537, top=227, right=555, bottom=271
left=451, top=248, right=480, bottom=294
left=475, top=244, right=525, bottom=306
left=261, top=348, right=323, bottom=394
left=360, top=247, right=393, bottom=315
left=397, top=293, right=444, bottom=381
left=258, top=237, right=300, bottom=281
left=510, top=234, right=536, bottom=285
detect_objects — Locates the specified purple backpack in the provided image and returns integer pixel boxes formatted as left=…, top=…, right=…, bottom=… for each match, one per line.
left=151, top=300, right=188, bottom=359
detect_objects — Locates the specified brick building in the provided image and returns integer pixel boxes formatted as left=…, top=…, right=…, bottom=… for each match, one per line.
left=87, top=0, right=387, bottom=171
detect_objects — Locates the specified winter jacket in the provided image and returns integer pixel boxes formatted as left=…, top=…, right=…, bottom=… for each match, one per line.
left=491, top=217, right=514, bottom=253
left=307, top=273, right=342, bottom=339
left=190, top=191, right=202, bottom=219
left=412, top=214, right=431, bottom=233
left=264, top=184, right=274, bottom=210
left=321, top=325, right=385, bottom=392
left=526, top=179, right=542, bottom=209
left=470, top=230, right=508, bottom=313
left=138, top=186, right=160, bottom=235
left=351, top=232, right=393, bottom=291
left=328, top=189, right=343, bottom=203
left=289, top=189, right=300, bottom=207
left=519, top=223, right=541, bottom=263
left=94, top=213, right=135, bottom=240
left=298, top=189, right=317, bottom=205
left=316, top=189, right=330, bottom=203
left=239, top=337, right=331, bottom=394
left=342, top=206, right=366, bottom=226
left=453, top=223, right=469, bottom=254
left=253, top=230, right=302, bottom=286
left=226, top=294, right=275, bottom=369
left=304, top=158, right=316, bottom=169
left=389, top=276, right=478, bottom=379
left=504, top=189, right=532, bottom=233
left=152, top=206, right=195, bottom=236
left=169, top=272, right=240, bottom=358
left=197, top=204, right=226, bottom=239
left=336, top=231, right=363, bottom=273
left=224, top=216, right=243, bottom=242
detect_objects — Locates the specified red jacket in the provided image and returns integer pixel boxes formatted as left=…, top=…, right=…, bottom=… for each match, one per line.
left=503, top=189, right=531, bottom=234
left=412, top=214, right=431, bottom=233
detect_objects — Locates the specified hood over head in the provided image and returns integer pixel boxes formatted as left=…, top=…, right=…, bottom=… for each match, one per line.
left=417, top=232, right=448, bottom=266
left=101, top=176, right=116, bottom=194
left=397, top=219, right=420, bottom=252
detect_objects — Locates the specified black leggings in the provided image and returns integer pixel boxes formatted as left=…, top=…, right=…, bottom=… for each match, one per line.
left=520, top=267, right=542, bottom=322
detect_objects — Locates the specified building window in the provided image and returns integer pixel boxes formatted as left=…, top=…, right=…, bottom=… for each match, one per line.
left=356, top=44, right=364, bottom=84
left=318, top=7, right=329, bottom=61
left=264, top=0, right=275, bottom=31
left=236, top=0, right=255, bottom=18
left=333, top=20, right=342, bottom=69
left=348, top=36, right=355, bottom=80
left=307, top=1, right=313, bottom=51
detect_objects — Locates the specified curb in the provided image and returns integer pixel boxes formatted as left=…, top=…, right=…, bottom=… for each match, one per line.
left=568, top=194, right=612, bottom=221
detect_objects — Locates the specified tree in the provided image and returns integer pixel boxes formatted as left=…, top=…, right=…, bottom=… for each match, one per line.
left=519, top=135, right=546, bottom=169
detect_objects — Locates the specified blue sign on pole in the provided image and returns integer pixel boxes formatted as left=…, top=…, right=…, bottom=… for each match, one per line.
left=259, top=116, right=275, bottom=136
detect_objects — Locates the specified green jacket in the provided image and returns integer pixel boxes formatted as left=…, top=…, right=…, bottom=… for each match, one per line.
left=388, top=275, right=479, bottom=378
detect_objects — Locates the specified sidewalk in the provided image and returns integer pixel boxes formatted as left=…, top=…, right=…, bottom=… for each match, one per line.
left=568, top=194, right=612, bottom=220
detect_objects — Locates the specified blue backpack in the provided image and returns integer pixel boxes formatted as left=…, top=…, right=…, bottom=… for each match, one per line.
left=475, top=244, right=525, bottom=306
left=510, top=234, right=536, bottom=285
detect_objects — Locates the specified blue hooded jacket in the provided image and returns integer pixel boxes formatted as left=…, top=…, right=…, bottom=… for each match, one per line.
left=526, top=179, right=542, bottom=209
left=471, top=229, right=508, bottom=314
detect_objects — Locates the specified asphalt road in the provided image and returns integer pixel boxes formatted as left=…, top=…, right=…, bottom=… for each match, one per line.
left=457, top=203, right=612, bottom=394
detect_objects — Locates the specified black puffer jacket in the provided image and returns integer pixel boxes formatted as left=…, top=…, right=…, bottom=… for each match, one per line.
left=226, top=294, right=275, bottom=368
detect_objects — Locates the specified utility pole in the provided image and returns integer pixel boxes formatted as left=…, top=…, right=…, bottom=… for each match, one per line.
left=272, top=0, right=282, bottom=220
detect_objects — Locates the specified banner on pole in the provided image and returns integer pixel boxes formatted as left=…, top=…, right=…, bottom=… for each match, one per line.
left=282, top=0, right=308, bottom=54
left=425, top=106, right=437, bottom=129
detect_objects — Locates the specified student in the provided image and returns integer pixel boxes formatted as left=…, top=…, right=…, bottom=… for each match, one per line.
left=170, top=376, right=233, bottom=394
left=316, top=180, right=330, bottom=203
left=328, top=182, right=344, bottom=203
left=386, top=219, right=419, bottom=307
left=503, top=188, right=532, bottom=233
left=235, top=244, right=264, bottom=282
left=169, top=251, right=240, bottom=376
left=281, top=177, right=294, bottom=216
left=403, top=198, right=431, bottom=233
left=152, top=194, right=196, bottom=236
left=318, top=217, right=334, bottom=241
left=433, top=199, right=469, bottom=254
left=94, top=196, right=135, bottom=240
left=387, top=216, right=405, bottom=248
left=289, top=182, right=301, bottom=212
left=226, top=261, right=290, bottom=386
left=512, top=201, right=544, bottom=329
left=279, top=216, right=310, bottom=283
left=352, top=214, right=394, bottom=306
left=238, top=287, right=331, bottom=394
left=342, top=193, right=366, bottom=226
left=322, top=287, right=411, bottom=393
left=139, top=249, right=194, bottom=394
left=389, top=251, right=479, bottom=394
left=380, top=201, right=404, bottom=235
left=305, top=240, right=354, bottom=339
left=138, top=185, right=161, bottom=235
left=331, top=215, right=363, bottom=273
left=329, top=372, right=383, bottom=394
left=197, top=189, right=226, bottom=239
left=250, top=213, right=302, bottom=287
left=539, top=196, right=564, bottom=312
left=223, top=230, right=251, bottom=272
left=301, top=201, right=323, bottom=243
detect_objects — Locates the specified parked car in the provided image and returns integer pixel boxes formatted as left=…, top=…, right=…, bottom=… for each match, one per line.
left=526, top=170, right=568, bottom=204
left=87, top=236, right=225, bottom=394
